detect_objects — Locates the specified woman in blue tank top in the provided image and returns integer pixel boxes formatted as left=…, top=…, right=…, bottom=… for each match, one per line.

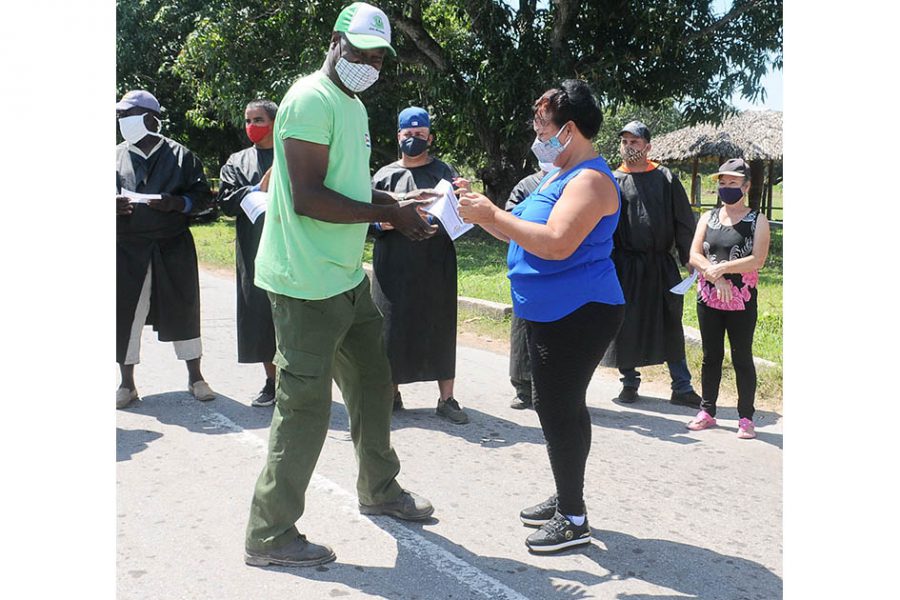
left=458, top=80, right=624, bottom=554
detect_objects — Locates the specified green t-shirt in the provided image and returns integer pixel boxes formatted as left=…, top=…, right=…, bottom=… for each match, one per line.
left=255, top=70, right=373, bottom=300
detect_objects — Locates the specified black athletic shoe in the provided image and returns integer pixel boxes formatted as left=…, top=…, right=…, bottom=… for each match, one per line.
left=525, top=511, right=591, bottom=553
left=670, top=390, right=702, bottom=408
left=519, top=494, right=558, bottom=527
left=392, top=391, right=404, bottom=412
left=251, top=378, right=276, bottom=407
left=617, top=386, right=639, bottom=404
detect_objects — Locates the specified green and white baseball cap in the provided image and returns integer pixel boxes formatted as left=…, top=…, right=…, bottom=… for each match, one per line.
left=334, top=2, right=396, bottom=56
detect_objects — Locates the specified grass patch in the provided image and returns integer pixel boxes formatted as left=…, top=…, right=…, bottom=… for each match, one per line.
left=192, top=217, right=236, bottom=270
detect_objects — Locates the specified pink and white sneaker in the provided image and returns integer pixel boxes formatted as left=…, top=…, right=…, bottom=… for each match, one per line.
left=687, top=410, right=716, bottom=431
left=737, top=418, right=756, bottom=439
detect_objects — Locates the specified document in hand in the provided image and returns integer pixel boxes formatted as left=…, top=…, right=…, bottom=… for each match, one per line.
left=240, top=191, right=269, bottom=224
left=424, top=179, right=474, bottom=241
left=669, top=270, right=699, bottom=295
left=120, top=188, right=161, bottom=204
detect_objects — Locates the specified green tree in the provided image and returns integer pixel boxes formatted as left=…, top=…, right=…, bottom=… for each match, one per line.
left=139, top=0, right=782, bottom=202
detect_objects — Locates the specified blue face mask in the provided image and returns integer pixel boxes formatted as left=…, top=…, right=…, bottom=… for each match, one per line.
left=718, top=186, right=745, bottom=205
left=400, top=136, right=428, bottom=157
left=530, top=123, right=571, bottom=165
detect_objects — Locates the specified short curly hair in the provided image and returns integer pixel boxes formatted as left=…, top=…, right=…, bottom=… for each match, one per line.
left=532, top=79, right=602, bottom=139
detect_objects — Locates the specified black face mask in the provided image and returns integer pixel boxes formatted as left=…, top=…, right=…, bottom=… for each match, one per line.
left=400, top=136, right=428, bottom=157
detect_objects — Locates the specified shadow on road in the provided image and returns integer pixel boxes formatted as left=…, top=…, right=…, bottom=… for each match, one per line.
left=389, top=406, right=546, bottom=447
left=588, top=528, right=783, bottom=600
left=594, top=396, right=783, bottom=450
left=245, top=519, right=781, bottom=599
left=116, top=427, right=163, bottom=462
left=120, top=391, right=273, bottom=434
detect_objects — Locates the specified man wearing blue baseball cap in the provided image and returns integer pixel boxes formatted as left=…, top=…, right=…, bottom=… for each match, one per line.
left=371, top=106, right=469, bottom=424
left=244, top=3, right=438, bottom=569
left=115, top=89, right=217, bottom=409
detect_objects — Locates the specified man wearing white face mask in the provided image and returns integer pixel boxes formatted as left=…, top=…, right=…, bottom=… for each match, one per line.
left=244, top=3, right=438, bottom=568
left=115, top=89, right=216, bottom=410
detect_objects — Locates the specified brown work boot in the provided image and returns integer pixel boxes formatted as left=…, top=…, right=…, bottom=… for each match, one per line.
left=244, top=534, right=336, bottom=568
left=359, top=490, right=434, bottom=521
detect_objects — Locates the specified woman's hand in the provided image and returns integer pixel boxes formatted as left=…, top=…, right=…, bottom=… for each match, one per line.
left=458, top=192, right=498, bottom=224
left=452, top=177, right=471, bottom=194
left=704, top=262, right=728, bottom=282
left=714, top=278, right=733, bottom=304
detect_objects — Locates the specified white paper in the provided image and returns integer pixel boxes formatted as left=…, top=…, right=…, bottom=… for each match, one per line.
left=670, top=270, right=699, bottom=295
left=240, top=191, right=269, bottom=224
left=120, top=188, right=161, bottom=204
left=423, top=179, right=473, bottom=241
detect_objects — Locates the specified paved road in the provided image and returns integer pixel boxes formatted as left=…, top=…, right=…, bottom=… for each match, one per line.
left=117, top=268, right=783, bottom=599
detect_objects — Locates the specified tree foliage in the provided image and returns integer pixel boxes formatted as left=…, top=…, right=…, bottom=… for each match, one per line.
left=118, top=0, right=782, bottom=201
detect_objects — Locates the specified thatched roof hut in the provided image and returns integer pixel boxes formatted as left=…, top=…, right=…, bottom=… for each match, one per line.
left=648, top=110, right=783, bottom=219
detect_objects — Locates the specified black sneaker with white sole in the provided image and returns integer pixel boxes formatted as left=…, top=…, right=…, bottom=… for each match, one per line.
left=525, top=511, right=591, bottom=553
left=519, top=494, right=557, bottom=526
left=251, top=378, right=276, bottom=407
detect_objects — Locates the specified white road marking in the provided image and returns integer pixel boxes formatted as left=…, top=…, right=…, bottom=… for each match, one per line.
left=202, top=410, right=533, bottom=600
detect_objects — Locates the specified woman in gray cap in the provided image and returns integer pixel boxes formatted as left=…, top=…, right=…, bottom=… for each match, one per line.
left=686, top=158, right=771, bottom=439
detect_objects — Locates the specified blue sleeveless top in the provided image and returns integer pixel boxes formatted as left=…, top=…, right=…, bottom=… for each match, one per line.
left=508, top=156, right=625, bottom=322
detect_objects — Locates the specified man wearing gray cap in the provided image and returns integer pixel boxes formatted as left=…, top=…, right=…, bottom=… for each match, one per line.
left=600, top=120, right=702, bottom=408
left=243, top=2, right=437, bottom=569
left=115, top=89, right=216, bottom=409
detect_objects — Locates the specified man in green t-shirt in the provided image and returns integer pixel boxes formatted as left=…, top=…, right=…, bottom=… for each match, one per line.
left=244, top=2, right=438, bottom=569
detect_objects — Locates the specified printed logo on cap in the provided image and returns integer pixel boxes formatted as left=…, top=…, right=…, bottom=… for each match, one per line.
left=371, top=15, right=385, bottom=33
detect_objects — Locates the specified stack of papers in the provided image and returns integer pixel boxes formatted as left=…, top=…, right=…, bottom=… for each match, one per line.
left=120, top=189, right=161, bottom=204
left=669, top=271, right=699, bottom=295
left=240, top=191, right=269, bottom=224
left=424, top=179, right=473, bottom=240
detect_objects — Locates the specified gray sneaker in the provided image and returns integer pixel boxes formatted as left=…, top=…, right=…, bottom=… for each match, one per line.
left=244, top=534, right=336, bottom=567
left=359, top=490, right=434, bottom=521
left=436, top=397, right=469, bottom=424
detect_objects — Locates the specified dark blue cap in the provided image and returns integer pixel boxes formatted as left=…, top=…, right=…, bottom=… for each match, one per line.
left=398, top=106, right=430, bottom=130
left=619, top=120, right=651, bottom=142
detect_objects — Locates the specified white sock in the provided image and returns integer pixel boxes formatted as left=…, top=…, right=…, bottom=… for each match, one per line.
left=565, top=514, right=585, bottom=526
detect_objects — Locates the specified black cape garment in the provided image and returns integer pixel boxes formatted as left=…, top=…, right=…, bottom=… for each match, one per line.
left=504, top=170, right=545, bottom=382
left=217, top=146, right=276, bottom=364
left=116, top=137, right=213, bottom=363
left=600, top=164, right=696, bottom=369
left=371, top=158, right=458, bottom=384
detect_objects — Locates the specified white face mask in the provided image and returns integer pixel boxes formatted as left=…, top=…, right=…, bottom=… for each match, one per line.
left=538, top=161, right=556, bottom=172
left=530, top=123, right=571, bottom=165
left=118, top=113, right=160, bottom=145
left=335, top=57, right=380, bottom=93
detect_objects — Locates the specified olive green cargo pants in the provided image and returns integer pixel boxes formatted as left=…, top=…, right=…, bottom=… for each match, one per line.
left=245, top=277, right=403, bottom=551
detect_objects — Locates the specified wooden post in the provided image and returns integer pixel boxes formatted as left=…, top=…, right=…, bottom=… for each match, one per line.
left=716, top=156, right=723, bottom=207
left=749, top=159, right=764, bottom=211
left=691, top=157, right=699, bottom=208
left=766, top=161, right=775, bottom=220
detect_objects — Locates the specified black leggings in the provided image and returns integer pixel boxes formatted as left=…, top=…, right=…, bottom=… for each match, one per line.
left=526, top=302, right=625, bottom=516
left=697, top=300, right=757, bottom=419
